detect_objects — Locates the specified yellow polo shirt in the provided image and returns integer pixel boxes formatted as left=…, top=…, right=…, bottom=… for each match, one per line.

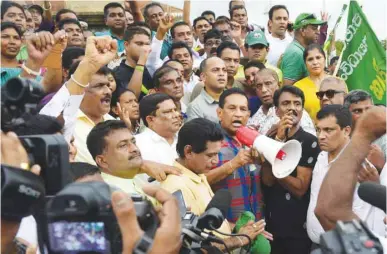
left=74, top=110, right=115, bottom=165
left=161, top=162, right=232, bottom=237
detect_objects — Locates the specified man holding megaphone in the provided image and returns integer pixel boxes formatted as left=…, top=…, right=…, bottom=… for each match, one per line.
left=260, top=86, right=320, bottom=254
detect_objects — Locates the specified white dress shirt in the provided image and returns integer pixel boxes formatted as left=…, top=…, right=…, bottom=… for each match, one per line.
left=39, top=84, right=84, bottom=143
left=248, top=106, right=316, bottom=136
left=134, top=127, right=178, bottom=189
left=307, top=151, right=386, bottom=244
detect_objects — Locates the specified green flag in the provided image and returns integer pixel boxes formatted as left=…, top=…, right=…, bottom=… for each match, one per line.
left=338, top=0, right=386, bottom=104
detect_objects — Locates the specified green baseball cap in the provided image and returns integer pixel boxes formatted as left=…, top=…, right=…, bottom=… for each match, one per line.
left=245, top=30, right=269, bottom=47
left=293, top=13, right=326, bottom=30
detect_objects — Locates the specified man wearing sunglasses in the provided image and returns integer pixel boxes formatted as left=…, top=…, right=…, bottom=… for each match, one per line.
left=316, top=77, right=347, bottom=108
left=281, top=13, right=326, bottom=86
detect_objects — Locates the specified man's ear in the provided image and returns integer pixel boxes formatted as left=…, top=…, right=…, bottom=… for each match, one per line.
left=343, top=126, right=352, bottom=137
left=275, top=107, right=280, bottom=117
left=145, top=115, right=154, bottom=128
left=96, top=155, right=108, bottom=172
left=200, top=72, right=206, bottom=83
left=184, top=145, right=193, bottom=159
left=216, top=107, right=223, bottom=120
left=111, top=106, right=119, bottom=116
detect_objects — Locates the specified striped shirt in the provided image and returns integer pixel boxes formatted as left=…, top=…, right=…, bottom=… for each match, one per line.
left=211, top=130, right=263, bottom=223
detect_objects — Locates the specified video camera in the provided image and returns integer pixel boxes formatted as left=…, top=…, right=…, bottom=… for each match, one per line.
left=43, top=181, right=159, bottom=254
left=1, top=165, right=45, bottom=221
left=312, top=220, right=383, bottom=254
left=1, top=77, right=72, bottom=196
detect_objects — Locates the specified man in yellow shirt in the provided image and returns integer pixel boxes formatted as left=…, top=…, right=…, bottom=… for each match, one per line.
left=245, top=30, right=283, bottom=85
left=161, top=118, right=266, bottom=251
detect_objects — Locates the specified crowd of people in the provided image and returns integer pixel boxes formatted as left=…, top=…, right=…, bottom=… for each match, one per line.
left=1, top=0, right=386, bottom=253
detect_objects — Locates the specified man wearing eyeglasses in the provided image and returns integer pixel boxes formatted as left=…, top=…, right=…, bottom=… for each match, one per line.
left=316, top=77, right=348, bottom=108
left=281, top=13, right=326, bottom=86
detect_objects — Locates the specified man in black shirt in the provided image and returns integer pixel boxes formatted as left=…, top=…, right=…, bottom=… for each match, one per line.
left=114, top=27, right=153, bottom=99
left=261, top=86, right=320, bottom=254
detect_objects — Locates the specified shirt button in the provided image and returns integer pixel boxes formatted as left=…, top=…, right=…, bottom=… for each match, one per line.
left=285, top=193, right=291, bottom=200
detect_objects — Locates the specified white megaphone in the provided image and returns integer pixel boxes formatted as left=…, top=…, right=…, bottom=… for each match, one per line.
left=236, top=126, right=302, bottom=178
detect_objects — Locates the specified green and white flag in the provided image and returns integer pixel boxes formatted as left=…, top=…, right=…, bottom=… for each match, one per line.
left=338, top=0, right=386, bottom=104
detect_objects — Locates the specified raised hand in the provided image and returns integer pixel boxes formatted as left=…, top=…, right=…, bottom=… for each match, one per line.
left=230, top=20, right=242, bottom=40
left=53, top=29, right=68, bottom=51
left=116, top=102, right=132, bottom=131
left=137, top=45, right=152, bottom=65
left=158, top=13, right=174, bottom=34
left=26, top=31, right=55, bottom=65
left=321, top=11, right=329, bottom=22
left=84, top=36, right=118, bottom=75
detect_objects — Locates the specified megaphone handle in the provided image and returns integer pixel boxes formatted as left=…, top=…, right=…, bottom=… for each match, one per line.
left=285, top=128, right=289, bottom=140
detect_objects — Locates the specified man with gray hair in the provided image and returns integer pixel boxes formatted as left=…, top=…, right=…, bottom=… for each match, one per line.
left=344, top=90, right=386, bottom=172
left=316, top=77, right=347, bottom=108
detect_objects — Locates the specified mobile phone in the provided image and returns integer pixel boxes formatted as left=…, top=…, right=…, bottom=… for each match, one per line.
left=48, top=221, right=110, bottom=253
left=173, top=190, right=187, bottom=218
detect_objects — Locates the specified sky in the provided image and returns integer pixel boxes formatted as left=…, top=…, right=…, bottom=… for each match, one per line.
left=160, top=0, right=387, bottom=40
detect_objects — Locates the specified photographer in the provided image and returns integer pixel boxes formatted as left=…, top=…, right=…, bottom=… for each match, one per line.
left=315, top=106, right=386, bottom=239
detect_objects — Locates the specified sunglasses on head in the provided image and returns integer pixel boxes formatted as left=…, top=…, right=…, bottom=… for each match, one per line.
left=316, top=89, right=345, bottom=100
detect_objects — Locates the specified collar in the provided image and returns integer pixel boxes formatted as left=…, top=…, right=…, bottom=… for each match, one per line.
left=173, top=161, right=204, bottom=184
left=108, top=30, right=124, bottom=41
left=201, top=88, right=218, bottom=104
left=293, top=39, right=305, bottom=50
left=77, top=110, right=112, bottom=125
left=221, top=128, right=244, bottom=147
left=142, top=127, right=178, bottom=144
left=258, top=105, right=276, bottom=116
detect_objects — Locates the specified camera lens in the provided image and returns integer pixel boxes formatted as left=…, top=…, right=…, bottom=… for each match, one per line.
left=3, top=77, right=45, bottom=104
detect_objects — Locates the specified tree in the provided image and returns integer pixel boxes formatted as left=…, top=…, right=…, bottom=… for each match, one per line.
left=381, top=39, right=387, bottom=50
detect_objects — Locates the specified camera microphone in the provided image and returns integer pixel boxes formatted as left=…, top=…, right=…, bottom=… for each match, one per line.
left=358, top=181, right=386, bottom=213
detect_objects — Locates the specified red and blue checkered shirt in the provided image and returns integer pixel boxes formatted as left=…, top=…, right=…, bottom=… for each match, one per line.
left=210, top=131, right=263, bottom=223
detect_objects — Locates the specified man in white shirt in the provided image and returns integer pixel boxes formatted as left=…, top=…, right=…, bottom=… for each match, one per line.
left=307, top=105, right=354, bottom=247
left=247, top=68, right=316, bottom=136
left=135, top=93, right=182, bottom=188
left=266, top=5, right=293, bottom=67
left=314, top=106, right=387, bottom=247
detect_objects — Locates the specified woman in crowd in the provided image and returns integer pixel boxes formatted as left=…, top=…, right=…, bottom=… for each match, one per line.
left=294, top=44, right=328, bottom=122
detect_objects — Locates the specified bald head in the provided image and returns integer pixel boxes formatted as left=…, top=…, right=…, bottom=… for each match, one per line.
left=200, top=57, right=227, bottom=92
left=318, top=77, right=348, bottom=107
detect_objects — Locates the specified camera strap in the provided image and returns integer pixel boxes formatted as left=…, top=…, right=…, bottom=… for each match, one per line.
left=133, top=233, right=154, bottom=254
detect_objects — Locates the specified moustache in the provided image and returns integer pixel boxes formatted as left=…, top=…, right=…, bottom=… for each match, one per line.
left=128, top=151, right=141, bottom=161
left=287, top=109, right=298, bottom=117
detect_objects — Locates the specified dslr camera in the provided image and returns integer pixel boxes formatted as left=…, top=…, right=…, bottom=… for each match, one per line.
left=43, top=181, right=159, bottom=254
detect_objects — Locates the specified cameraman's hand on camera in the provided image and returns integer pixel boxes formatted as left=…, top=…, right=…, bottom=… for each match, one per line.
left=141, top=160, right=182, bottom=182
left=0, top=131, right=41, bottom=174
left=112, top=186, right=181, bottom=254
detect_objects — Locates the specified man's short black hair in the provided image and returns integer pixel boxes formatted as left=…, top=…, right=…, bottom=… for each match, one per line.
left=143, top=2, right=164, bottom=19
left=103, top=2, right=124, bottom=19
left=163, top=59, right=184, bottom=67
left=62, top=47, right=85, bottom=70
left=12, top=113, right=63, bottom=136
left=168, top=41, right=193, bottom=59
left=230, top=5, right=246, bottom=18
left=1, top=21, right=22, bottom=38
left=329, top=56, right=340, bottom=66
left=123, top=26, right=150, bottom=42
left=216, top=16, right=230, bottom=23
left=316, top=104, right=352, bottom=129
left=55, top=9, right=77, bottom=23
left=69, top=162, right=101, bottom=181
left=204, top=28, right=222, bottom=43
left=87, top=120, right=128, bottom=161
left=176, top=118, right=223, bottom=158
left=170, top=21, right=190, bottom=39
left=268, top=5, right=289, bottom=20
left=139, top=93, right=173, bottom=127
left=201, top=10, right=216, bottom=19
left=193, top=16, right=211, bottom=29
left=128, top=21, right=151, bottom=32
left=244, top=60, right=266, bottom=72
left=273, top=85, right=305, bottom=108
left=153, top=66, right=178, bottom=88
left=219, top=88, right=248, bottom=109
left=344, top=90, right=374, bottom=108
left=58, top=18, right=82, bottom=31
left=216, top=41, right=240, bottom=58
left=1, top=1, right=25, bottom=20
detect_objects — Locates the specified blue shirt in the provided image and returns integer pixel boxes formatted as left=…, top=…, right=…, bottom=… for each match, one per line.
left=95, top=30, right=125, bottom=53
left=1, top=67, right=42, bottom=86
